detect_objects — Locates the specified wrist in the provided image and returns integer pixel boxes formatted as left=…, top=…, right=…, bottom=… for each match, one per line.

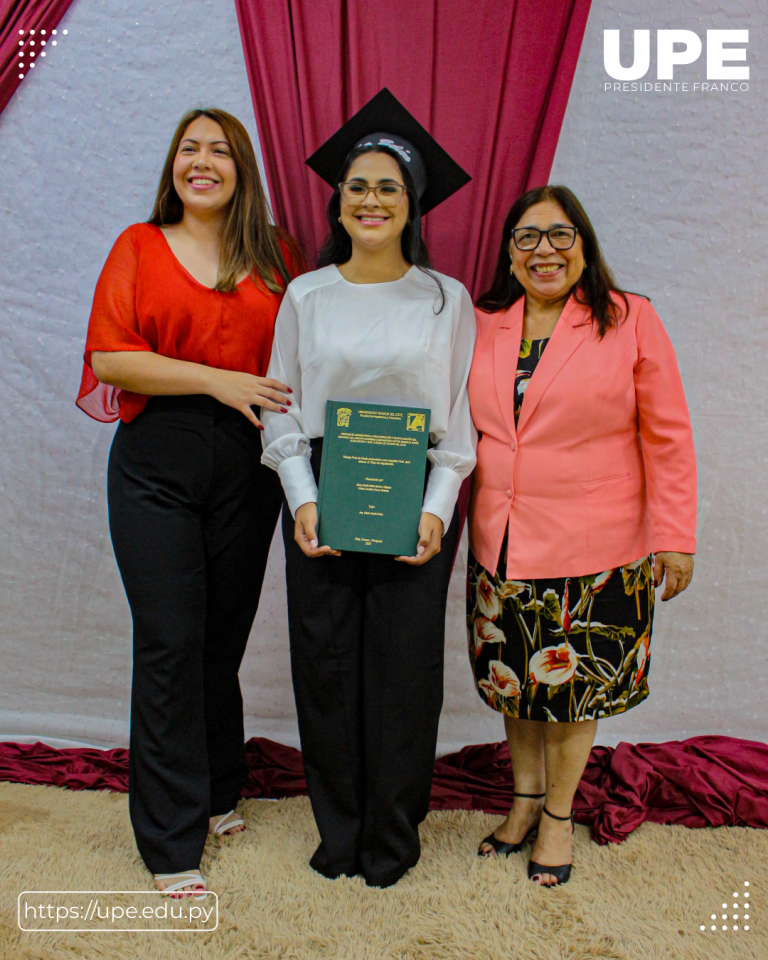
left=422, top=510, right=444, bottom=530
left=199, top=365, right=222, bottom=397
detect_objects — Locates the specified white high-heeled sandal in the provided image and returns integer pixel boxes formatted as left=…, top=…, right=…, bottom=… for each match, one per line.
left=154, top=870, right=207, bottom=900
left=211, top=810, right=245, bottom=835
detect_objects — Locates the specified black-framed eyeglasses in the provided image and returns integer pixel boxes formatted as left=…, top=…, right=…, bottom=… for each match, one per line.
left=511, top=226, right=578, bottom=251
left=338, top=181, right=406, bottom=206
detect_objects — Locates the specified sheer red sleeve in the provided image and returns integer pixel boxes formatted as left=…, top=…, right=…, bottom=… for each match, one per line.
left=76, top=226, right=153, bottom=422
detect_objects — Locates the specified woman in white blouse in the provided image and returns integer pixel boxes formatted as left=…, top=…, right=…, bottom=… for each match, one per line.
left=261, top=90, right=476, bottom=888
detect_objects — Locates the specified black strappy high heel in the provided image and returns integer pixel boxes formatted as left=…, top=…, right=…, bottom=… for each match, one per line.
left=527, top=806, right=574, bottom=886
left=477, top=792, right=546, bottom=858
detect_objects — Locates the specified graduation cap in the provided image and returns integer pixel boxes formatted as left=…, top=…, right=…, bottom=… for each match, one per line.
left=305, top=88, right=471, bottom=215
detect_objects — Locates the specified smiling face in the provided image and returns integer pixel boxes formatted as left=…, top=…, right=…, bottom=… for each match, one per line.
left=338, top=151, right=410, bottom=254
left=172, top=115, right=237, bottom=217
left=509, top=200, right=585, bottom=306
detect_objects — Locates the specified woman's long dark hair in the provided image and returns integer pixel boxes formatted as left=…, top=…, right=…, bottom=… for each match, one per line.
left=475, top=185, right=632, bottom=337
left=317, top=145, right=445, bottom=312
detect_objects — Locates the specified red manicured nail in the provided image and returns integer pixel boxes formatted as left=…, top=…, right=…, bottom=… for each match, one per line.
left=285, top=399, right=292, bottom=405
left=286, top=387, right=294, bottom=393
left=280, top=407, right=288, bottom=413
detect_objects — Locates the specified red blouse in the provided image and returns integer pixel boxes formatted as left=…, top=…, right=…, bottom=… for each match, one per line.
left=76, top=222, right=303, bottom=423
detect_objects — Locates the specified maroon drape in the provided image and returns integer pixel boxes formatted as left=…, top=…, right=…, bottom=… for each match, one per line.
left=2, top=736, right=767, bottom=845
left=0, top=0, right=76, bottom=117
left=234, top=0, right=592, bottom=297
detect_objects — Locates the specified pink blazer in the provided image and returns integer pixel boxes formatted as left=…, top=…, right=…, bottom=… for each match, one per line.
left=467, top=293, right=697, bottom=579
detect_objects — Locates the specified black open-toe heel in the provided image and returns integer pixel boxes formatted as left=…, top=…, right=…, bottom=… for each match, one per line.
left=477, top=792, right=545, bottom=858
left=527, top=806, right=574, bottom=886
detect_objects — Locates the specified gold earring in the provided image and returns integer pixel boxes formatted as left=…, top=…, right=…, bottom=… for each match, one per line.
left=509, top=263, right=515, bottom=275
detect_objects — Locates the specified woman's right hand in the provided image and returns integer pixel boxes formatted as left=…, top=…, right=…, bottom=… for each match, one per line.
left=206, top=369, right=292, bottom=428
left=294, top=503, right=341, bottom=558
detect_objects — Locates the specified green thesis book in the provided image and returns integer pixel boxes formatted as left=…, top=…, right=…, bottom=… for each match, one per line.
left=316, top=400, right=431, bottom=556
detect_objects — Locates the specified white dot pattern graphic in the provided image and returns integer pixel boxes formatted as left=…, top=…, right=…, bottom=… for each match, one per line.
left=701, top=881, right=754, bottom=934
left=15, top=23, right=67, bottom=81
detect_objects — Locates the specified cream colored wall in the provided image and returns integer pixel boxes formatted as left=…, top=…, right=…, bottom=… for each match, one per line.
left=0, top=0, right=765, bottom=752
left=545, top=2, right=766, bottom=747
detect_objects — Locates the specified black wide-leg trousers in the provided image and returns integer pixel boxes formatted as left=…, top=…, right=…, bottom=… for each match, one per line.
left=107, top=396, right=282, bottom=874
left=283, top=440, right=459, bottom=888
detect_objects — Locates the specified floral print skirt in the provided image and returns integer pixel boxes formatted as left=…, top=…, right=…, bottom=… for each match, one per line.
left=467, top=548, right=655, bottom=722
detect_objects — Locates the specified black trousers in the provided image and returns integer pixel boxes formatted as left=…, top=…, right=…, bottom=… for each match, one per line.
left=283, top=439, right=459, bottom=888
left=108, top=396, right=282, bottom=874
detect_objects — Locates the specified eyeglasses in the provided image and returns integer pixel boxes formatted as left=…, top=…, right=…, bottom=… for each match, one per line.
left=511, top=226, right=578, bottom=251
left=338, top=181, right=406, bottom=206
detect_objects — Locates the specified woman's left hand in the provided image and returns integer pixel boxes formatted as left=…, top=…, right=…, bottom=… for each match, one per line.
left=653, top=551, right=694, bottom=601
left=396, top=512, right=444, bottom=565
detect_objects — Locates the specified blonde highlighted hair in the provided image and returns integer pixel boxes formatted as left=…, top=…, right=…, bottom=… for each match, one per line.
left=149, top=107, right=304, bottom=293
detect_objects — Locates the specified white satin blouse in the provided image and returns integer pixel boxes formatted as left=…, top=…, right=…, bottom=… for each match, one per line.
left=261, top=264, right=477, bottom=530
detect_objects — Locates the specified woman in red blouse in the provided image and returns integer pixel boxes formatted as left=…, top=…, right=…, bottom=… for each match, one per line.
left=77, top=108, right=303, bottom=897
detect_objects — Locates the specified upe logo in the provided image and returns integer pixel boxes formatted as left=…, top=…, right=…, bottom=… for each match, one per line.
left=336, top=407, right=352, bottom=428
left=604, top=29, right=749, bottom=81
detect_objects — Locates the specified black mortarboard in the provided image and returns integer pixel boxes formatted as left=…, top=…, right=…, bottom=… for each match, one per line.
left=305, top=88, right=471, bottom=215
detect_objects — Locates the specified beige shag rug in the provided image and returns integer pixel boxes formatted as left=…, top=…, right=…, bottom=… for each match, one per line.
left=0, top=781, right=765, bottom=960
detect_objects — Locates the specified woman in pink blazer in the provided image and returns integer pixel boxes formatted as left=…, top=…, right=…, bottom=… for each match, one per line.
left=467, top=185, right=696, bottom=886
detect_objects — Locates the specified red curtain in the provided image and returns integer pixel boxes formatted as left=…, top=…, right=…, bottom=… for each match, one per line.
left=234, top=0, right=592, bottom=298
left=0, top=0, right=75, bottom=117
left=2, top=736, right=767, bottom=844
